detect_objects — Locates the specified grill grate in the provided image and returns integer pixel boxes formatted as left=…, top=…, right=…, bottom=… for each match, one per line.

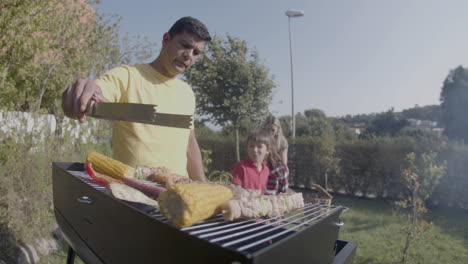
left=68, top=169, right=347, bottom=254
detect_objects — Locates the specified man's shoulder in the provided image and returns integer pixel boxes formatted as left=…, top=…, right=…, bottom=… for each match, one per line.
left=112, top=64, right=153, bottom=78
left=101, top=64, right=132, bottom=76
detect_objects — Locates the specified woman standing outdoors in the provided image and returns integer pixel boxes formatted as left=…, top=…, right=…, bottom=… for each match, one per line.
left=263, top=115, right=288, bottom=164
left=263, top=115, right=290, bottom=195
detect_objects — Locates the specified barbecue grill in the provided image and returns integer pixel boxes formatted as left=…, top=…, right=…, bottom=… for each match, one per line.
left=53, top=162, right=357, bottom=264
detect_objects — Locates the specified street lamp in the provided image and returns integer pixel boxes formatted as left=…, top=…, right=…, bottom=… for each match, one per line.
left=285, top=9, right=304, bottom=139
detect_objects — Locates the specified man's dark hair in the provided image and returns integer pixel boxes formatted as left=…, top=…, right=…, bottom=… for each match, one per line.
left=168, top=16, right=212, bottom=42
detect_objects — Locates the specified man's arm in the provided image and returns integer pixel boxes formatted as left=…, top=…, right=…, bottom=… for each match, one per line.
left=186, top=130, right=206, bottom=181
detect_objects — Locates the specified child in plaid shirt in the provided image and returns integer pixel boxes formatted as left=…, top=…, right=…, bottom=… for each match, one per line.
left=264, top=133, right=289, bottom=195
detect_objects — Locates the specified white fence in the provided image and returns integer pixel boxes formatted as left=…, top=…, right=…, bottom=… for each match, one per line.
left=0, top=110, right=111, bottom=144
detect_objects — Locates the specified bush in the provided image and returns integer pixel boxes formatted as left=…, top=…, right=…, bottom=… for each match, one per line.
left=199, top=133, right=468, bottom=209
left=0, top=120, right=112, bottom=262
left=198, top=135, right=244, bottom=173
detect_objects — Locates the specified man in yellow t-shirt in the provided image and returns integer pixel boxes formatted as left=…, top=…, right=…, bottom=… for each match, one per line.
left=61, top=17, right=211, bottom=181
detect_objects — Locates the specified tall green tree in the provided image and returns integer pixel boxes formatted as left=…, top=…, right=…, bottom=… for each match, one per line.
left=0, top=0, right=156, bottom=114
left=440, top=65, right=468, bottom=143
left=295, top=109, right=335, bottom=139
left=184, top=35, right=275, bottom=161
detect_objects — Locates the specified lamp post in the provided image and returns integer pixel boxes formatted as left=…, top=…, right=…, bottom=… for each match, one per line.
left=285, top=9, right=304, bottom=139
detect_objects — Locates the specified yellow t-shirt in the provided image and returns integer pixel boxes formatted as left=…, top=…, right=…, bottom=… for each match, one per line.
left=95, top=64, right=195, bottom=176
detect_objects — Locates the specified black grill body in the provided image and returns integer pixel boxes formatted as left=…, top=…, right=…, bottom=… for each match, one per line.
left=53, top=162, right=356, bottom=264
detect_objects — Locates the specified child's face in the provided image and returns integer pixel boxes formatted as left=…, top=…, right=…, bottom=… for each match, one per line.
left=247, top=140, right=269, bottom=164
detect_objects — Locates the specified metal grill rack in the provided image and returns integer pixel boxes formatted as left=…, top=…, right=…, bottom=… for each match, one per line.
left=69, top=169, right=348, bottom=254
left=53, top=162, right=356, bottom=264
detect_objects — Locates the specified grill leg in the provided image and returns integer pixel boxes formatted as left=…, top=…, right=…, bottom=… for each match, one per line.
left=66, top=246, right=75, bottom=264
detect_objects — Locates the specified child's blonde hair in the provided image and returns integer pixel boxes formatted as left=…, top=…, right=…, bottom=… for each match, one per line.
left=263, top=115, right=285, bottom=150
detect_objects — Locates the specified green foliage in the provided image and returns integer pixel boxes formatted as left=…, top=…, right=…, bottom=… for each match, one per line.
left=339, top=113, right=375, bottom=123
left=336, top=137, right=412, bottom=197
left=363, top=108, right=409, bottom=137
left=0, top=0, right=156, bottom=114
left=184, top=34, right=275, bottom=160
left=295, top=109, right=335, bottom=139
left=396, top=152, right=446, bottom=263
left=338, top=105, right=442, bottom=142
left=198, top=135, right=240, bottom=172
left=201, top=145, right=232, bottom=184
left=330, top=118, right=359, bottom=142
left=288, top=137, right=340, bottom=188
left=200, top=148, right=212, bottom=174
left=432, top=142, right=468, bottom=209
left=398, top=152, right=446, bottom=211
left=184, top=35, right=275, bottom=126
left=197, top=115, right=468, bottom=209
left=400, top=104, right=441, bottom=122
left=0, top=117, right=111, bottom=261
left=220, top=118, right=257, bottom=137
left=440, top=65, right=468, bottom=143
left=208, top=170, right=233, bottom=184
left=280, top=108, right=358, bottom=142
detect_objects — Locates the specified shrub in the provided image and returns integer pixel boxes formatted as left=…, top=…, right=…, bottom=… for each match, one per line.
left=0, top=119, right=111, bottom=261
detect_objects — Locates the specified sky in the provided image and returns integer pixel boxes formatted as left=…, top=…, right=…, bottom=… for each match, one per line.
left=94, top=0, right=468, bottom=118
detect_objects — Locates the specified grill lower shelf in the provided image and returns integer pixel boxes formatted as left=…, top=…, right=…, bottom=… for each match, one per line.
left=334, top=240, right=357, bottom=264
left=53, top=162, right=356, bottom=264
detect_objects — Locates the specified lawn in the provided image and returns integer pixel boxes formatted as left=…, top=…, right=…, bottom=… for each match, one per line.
left=39, top=196, right=468, bottom=264
left=335, top=196, right=468, bottom=264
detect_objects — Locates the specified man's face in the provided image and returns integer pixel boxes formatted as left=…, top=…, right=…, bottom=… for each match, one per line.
left=161, top=31, right=206, bottom=76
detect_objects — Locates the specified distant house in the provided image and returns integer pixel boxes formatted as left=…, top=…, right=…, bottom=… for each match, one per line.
left=407, top=118, right=444, bottom=136
left=348, top=122, right=366, bottom=135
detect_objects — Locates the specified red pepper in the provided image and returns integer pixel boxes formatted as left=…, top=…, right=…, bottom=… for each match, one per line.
left=85, top=162, right=109, bottom=185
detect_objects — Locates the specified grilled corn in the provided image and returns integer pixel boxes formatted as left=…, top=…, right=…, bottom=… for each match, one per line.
left=86, top=151, right=135, bottom=179
left=158, top=183, right=233, bottom=227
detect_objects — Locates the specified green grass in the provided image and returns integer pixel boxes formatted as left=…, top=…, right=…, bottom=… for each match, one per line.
left=335, top=196, right=468, bottom=264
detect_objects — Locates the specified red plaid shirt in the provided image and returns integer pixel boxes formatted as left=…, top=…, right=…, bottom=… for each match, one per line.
left=264, top=162, right=289, bottom=195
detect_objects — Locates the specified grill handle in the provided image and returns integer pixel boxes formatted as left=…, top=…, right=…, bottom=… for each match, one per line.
left=335, top=219, right=344, bottom=227
left=77, top=196, right=94, bottom=204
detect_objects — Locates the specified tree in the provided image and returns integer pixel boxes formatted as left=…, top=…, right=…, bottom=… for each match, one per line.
left=0, top=0, right=156, bottom=114
left=295, top=109, right=335, bottom=139
left=330, top=118, right=358, bottom=142
left=184, top=35, right=275, bottom=161
left=397, top=151, right=446, bottom=263
left=363, top=108, right=409, bottom=137
left=440, top=66, right=468, bottom=143
left=400, top=104, right=441, bottom=122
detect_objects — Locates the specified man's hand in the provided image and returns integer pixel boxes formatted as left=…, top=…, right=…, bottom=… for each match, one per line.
left=62, top=79, right=108, bottom=122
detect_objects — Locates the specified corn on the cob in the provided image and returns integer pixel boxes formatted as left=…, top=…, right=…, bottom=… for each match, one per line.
left=158, top=183, right=233, bottom=227
left=86, top=151, right=135, bottom=179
